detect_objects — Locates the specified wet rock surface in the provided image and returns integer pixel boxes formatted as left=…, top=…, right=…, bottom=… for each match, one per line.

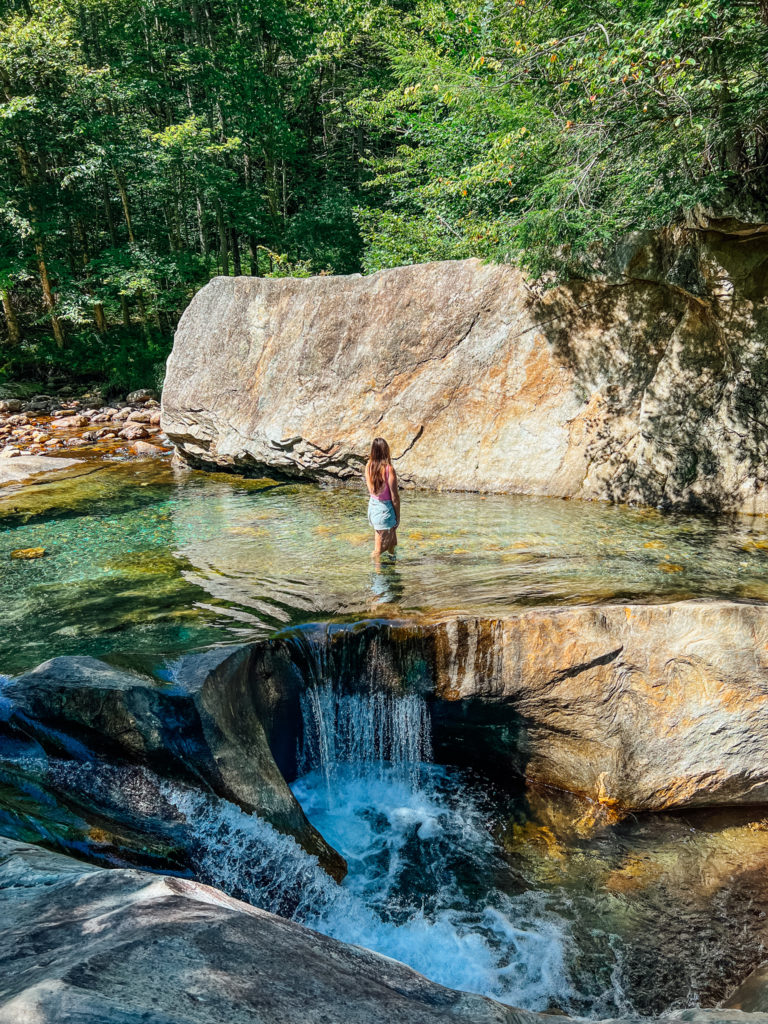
left=0, top=837, right=539, bottom=1024
left=0, top=454, right=83, bottom=487
left=724, top=964, right=768, bottom=1012
left=1, top=653, right=345, bottom=880
left=163, top=231, right=768, bottom=512
left=0, top=836, right=766, bottom=1024
left=7, top=599, right=768, bottom=837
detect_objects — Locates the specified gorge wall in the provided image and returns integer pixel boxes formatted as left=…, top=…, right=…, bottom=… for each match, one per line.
left=7, top=600, right=768, bottom=844
left=261, top=600, right=768, bottom=813
left=162, top=222, right=768, bottom=512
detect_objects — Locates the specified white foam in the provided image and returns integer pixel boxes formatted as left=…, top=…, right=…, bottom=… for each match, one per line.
left=292, top=762, right=574, bottom=1010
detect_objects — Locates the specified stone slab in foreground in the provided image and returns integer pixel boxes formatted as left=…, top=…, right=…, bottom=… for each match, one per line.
left=0, top=454, right=82, bottom=487
left=162, top=230, right=768, bottom=513
left=0, top=837, right=532, bottom=1024
left=0, top=837, right=765, bottom=1024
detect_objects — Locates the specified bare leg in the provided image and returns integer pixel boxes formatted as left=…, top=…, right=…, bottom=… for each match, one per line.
left=381, top=527, right=397, bottom=554
left=372, top=529, right=384, bottom=560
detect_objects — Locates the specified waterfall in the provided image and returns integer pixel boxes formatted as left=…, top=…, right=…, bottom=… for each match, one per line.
left=298, top=684, right=432, bottom=779
left=1, top=735, right=576, bottom=1012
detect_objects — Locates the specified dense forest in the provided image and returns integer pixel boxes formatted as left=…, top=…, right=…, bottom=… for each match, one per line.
left=1, top=0, right=766, bottom=392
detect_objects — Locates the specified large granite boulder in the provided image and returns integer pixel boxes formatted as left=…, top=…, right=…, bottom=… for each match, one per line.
left=1, top=652, right=345, bottom=879
left=162, top=228, right=768, bottom=513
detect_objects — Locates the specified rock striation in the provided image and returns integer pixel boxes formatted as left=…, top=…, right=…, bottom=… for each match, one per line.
left=282, top=600, right=768, bottom=812
left=162, top=226, right=768, bottom=512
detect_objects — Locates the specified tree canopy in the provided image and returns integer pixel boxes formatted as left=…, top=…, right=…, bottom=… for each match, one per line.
left=1, top=0, right=765, bottom=390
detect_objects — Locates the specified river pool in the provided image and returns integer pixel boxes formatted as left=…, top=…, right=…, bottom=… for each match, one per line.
left=3, top=456, right=768, bottom=1015
left=3, top=457, right=768, bottom=674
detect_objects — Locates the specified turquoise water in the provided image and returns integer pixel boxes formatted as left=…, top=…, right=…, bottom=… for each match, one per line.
left=4, top=459, right=768, bottom=674
left=4, top=462, right=768, bottom=1015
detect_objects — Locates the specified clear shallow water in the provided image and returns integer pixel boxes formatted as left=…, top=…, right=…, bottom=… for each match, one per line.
left=4, top=459, right=768, bottom=673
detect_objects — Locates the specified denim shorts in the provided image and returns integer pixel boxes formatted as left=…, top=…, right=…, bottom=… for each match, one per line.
left=367, top=496, right=397, bottom=531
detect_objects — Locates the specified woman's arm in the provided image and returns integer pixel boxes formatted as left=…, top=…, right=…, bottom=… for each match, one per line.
left=390, top=465, right=400, bottom=525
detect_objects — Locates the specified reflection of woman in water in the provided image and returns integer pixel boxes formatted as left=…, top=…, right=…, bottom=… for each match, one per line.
left=365, top=437, right=400, bottom=560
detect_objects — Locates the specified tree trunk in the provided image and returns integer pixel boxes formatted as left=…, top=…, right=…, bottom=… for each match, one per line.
left=231, top=227, right=242, bottom=275
left=216, top=202, right=229, bottom=275
left=114, top=168, right=136, bottom=243
left=0, top=288, right=21, bottom=345
left=195, top=192, right=207, bottom=254
left=93, top=302, right=108, bottom=334
left=249, top=236, right=260, bottom=276
left=35, top=240, right=65, bottom=347
left=0, top=94, right=65, bottom=348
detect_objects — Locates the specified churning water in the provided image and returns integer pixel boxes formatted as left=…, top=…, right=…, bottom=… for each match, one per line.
left=183, top=681, right=576, bottom=1011
left=3, top=680, right=768, bottom=1016
left=292, top=683, right=574, bottom=1008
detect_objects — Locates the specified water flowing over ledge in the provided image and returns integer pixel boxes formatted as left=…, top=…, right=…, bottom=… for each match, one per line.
left=5, top=600, right=768, bottom=1016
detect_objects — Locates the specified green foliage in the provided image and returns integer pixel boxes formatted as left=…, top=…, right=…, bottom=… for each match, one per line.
left=0, top=0, right=765, bottom=386
left=355, top=0, right=768, bottom=278
left=0, top=0, right=391, bottom=386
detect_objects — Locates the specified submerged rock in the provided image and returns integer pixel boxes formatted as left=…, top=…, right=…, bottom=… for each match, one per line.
left=9, top=547, right=45, bottom=560
left=1, top=654, right=345, bottom=880
left=162, top=231, right=768, bottom=513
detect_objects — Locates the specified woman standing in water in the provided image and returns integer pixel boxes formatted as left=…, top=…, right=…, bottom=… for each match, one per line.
left=365, top=437, right=400, bottom=559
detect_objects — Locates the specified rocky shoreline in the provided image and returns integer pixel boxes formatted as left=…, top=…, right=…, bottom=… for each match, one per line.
left=0, top=388, right=172, bottom=463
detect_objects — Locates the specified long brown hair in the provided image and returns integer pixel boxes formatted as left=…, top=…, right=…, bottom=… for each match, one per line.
left=367, top=437, right=391, bottom=493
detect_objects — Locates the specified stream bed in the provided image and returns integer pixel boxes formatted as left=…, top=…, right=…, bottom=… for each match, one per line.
left=3, top=457, right=768, bottom=1015
left=4, top=458, right=768, bottom=674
